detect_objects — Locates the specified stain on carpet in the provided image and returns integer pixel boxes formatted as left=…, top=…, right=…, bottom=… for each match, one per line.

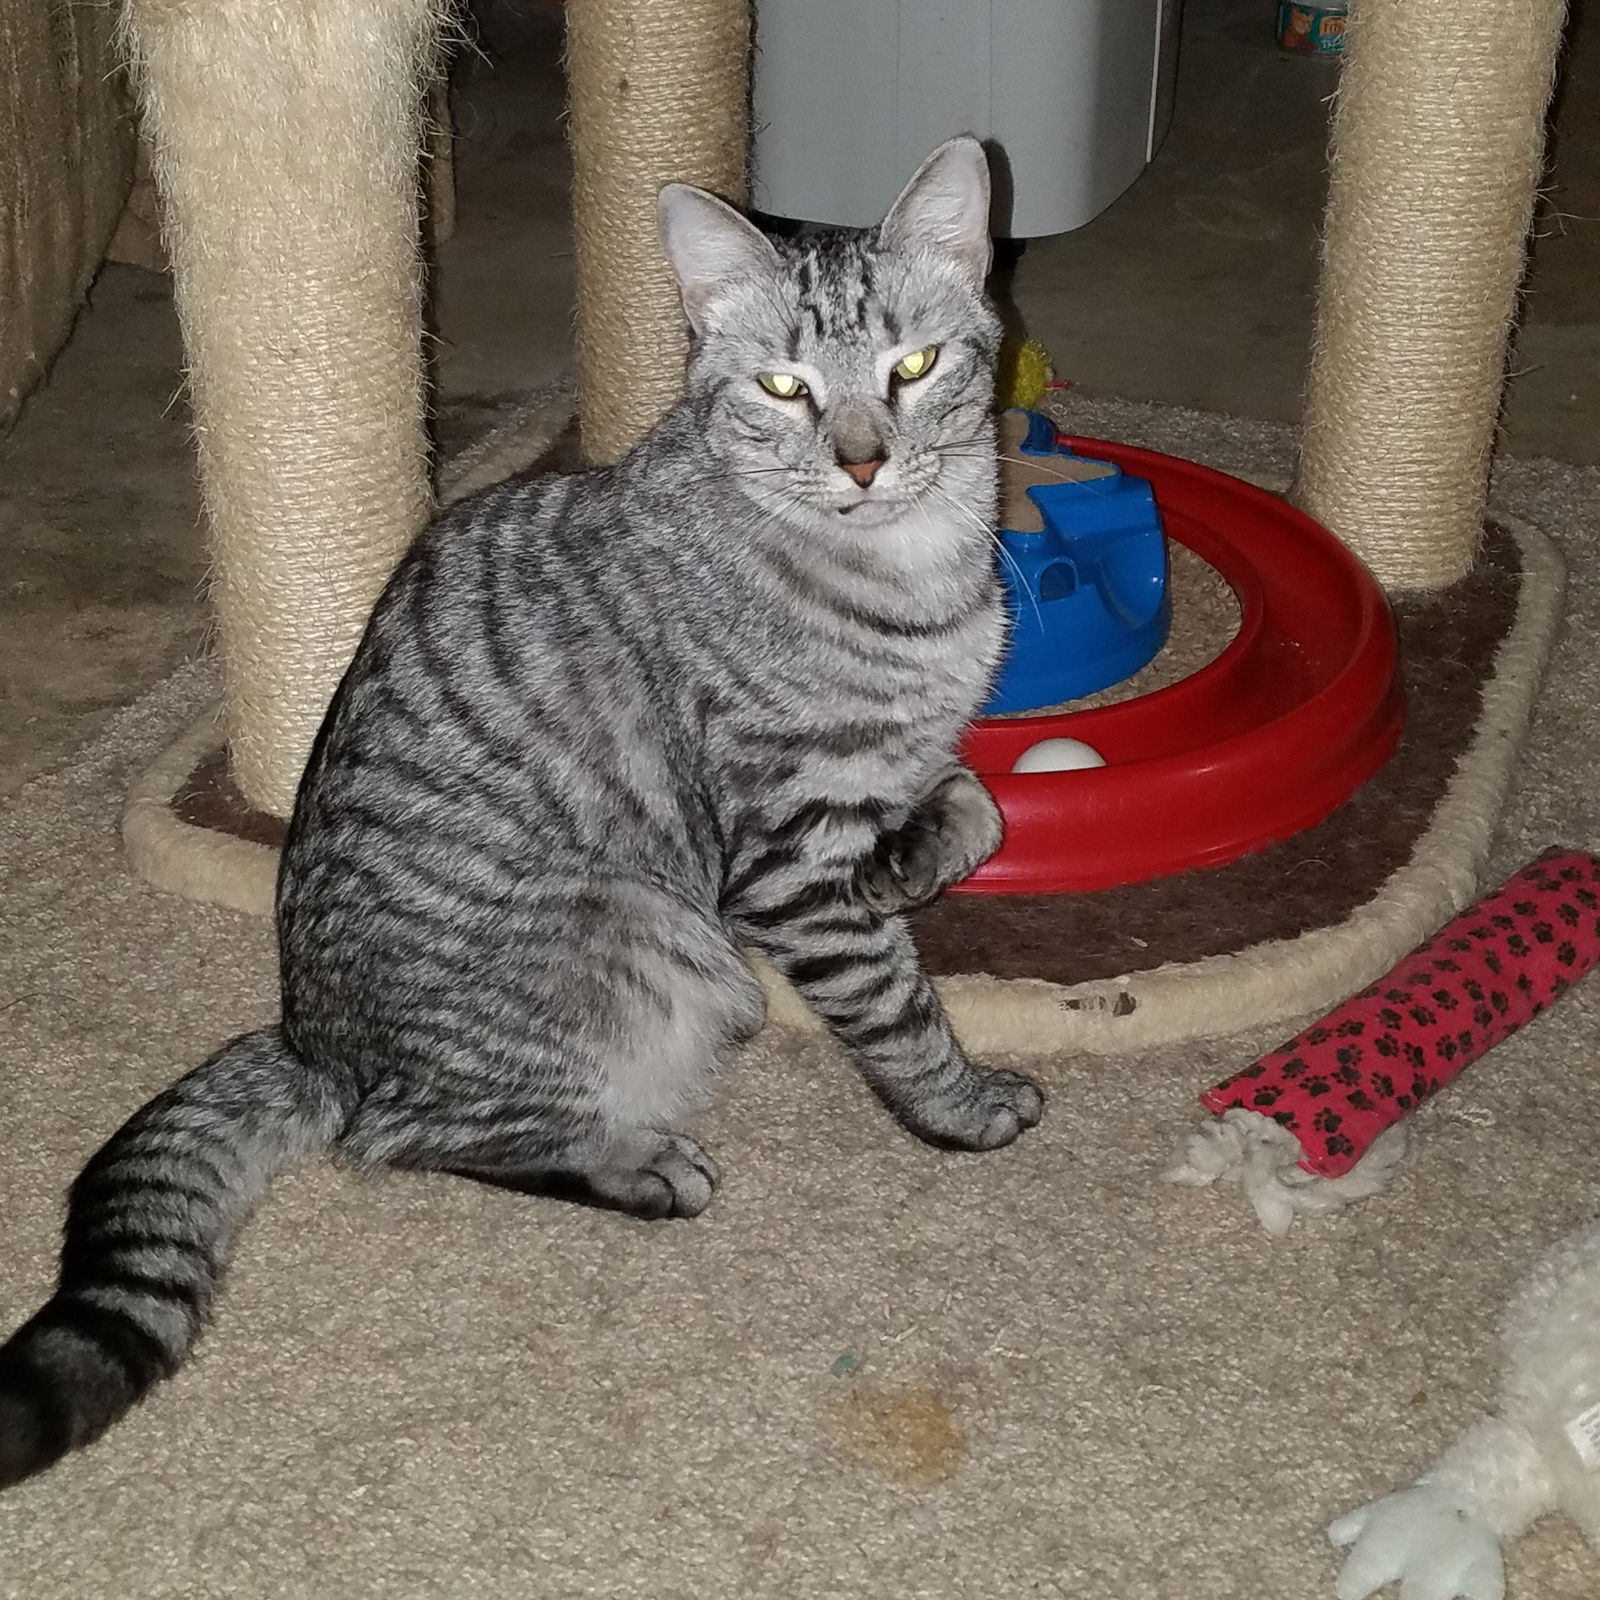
left=820, top=1381, right=967, bottom=1488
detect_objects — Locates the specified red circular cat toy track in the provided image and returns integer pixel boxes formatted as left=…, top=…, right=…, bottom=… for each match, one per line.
left=956, top=433, right=1405, bottom=896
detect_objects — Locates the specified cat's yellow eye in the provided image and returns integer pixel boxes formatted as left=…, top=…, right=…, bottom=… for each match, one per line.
left=893, top=345, right=939, bottom=382
left=758, top=372, right=808, bottom=399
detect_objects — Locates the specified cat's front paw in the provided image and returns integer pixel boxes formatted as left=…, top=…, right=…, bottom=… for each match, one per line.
left=860, top=769, right=1002, bottom=914
left=1328, top=1485, right=1506, bottom=1600
left=900, top=1066, right=1045, bottom=1152
left=859, top=831, right=945, bottom=915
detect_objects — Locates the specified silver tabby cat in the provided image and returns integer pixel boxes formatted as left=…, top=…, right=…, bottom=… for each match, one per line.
left=0, top=136, right=1042, bottom=1488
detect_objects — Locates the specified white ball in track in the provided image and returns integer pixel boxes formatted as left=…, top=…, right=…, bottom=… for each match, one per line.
left=1011, top=738, right=1107, bottom=774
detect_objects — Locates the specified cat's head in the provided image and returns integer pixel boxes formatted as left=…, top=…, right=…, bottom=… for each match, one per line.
left=659, top=138, right=1002, bottom=550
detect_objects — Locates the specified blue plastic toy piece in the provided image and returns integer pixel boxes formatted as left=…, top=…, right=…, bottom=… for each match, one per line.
left=983, top=410, right=1171, bottom=715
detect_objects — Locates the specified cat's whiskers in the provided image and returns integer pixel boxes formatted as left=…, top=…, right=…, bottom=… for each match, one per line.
left=926, top=482, right=1044, bottom=638
left=996, top=453, right=1119, bottom=495
left=706, top=465, right=792, bottom=481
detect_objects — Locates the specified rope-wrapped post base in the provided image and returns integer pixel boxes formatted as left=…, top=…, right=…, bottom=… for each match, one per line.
left=565, top=0, right=749, bottom=464
left=121, top=0, right=446, bottom=818
left=1295, top=0, right=1568, bottom=591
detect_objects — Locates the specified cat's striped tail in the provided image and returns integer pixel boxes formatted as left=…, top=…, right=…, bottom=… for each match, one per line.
left=0, top=1026, right=347, bottom=1489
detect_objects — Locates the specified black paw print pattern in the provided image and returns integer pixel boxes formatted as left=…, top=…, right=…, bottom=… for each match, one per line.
left=1200, top=849, right=1600, bottom=1178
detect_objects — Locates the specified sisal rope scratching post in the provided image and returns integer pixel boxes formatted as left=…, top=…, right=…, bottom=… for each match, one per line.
left=565, top=0, right=749, bottom=464
left=1294, top=0, right=1569, bottom=591
left=120, top=0, right=447, bottom=818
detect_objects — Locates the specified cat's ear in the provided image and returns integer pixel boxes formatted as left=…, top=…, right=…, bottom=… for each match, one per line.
left=658, top=184, right=781, bottom=337
left=877, top=136, right=992, bottom=285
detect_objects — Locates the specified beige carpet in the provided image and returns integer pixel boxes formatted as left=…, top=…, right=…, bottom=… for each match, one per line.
left=3, top=409, right=1600, bottom=1598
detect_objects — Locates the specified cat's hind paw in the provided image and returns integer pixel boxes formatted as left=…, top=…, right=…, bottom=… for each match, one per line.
left=584, top=1132, right=722, bottom=1220
left=1328, top=1485, right=1506, bottom=1600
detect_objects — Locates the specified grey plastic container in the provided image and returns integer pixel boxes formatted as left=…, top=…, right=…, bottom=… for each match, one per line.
left=751, top=0, right=1182, bottom=239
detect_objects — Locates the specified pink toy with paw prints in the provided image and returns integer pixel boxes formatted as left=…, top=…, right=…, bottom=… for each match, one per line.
left=1169, top=849, right=1600, bottom=1234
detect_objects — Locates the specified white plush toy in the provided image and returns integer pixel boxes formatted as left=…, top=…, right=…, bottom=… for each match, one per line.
left=1330, top=1218, right=1600, bottom=1599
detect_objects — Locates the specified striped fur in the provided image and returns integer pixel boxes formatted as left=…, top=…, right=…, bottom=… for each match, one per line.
left=0, top=1030, right=345, bottom=1486
left=0, top=137, right=1042, bottom=1489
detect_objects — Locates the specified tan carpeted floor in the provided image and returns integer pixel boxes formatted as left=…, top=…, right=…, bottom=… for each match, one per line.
left=3, top=404, right=1600, bottom=1598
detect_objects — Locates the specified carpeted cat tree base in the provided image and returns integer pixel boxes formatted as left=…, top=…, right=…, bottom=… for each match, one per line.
left=121, top=383, right=579, bottom=918
left=121, top=394, right=1566, bottom=1054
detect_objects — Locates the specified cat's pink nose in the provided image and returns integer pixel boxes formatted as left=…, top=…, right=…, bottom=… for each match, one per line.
left=841, top=458, right=885, bottom=487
